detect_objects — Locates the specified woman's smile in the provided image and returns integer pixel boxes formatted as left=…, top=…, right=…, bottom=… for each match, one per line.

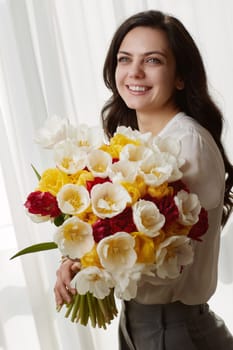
left=126, top=84, right=152, bottom=94
left=115, top=26, right=180, bottom=119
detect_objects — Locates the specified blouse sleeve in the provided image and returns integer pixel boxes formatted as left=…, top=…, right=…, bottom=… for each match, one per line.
left=178, top=131, right=225, bottom=210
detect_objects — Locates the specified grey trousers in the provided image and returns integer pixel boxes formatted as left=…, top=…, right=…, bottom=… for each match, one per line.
left=119, top=300, right=233, bottom=350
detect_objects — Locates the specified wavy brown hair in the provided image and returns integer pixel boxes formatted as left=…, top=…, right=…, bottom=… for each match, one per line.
left=101, top=10, right=233, bottom=226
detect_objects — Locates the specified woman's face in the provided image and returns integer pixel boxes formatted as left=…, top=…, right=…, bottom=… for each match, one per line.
left=115, top=26, right=181, bottom=117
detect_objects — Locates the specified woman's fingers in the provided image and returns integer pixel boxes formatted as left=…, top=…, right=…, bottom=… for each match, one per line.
left=54, top=259, right=80, bottom=305
left=71, top=261, right=81, bottom=273
left=54, top=279, right=72, bottom=305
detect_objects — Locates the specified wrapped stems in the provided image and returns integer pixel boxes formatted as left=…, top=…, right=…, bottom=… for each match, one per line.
left=58, top=289, right=118, bottom=329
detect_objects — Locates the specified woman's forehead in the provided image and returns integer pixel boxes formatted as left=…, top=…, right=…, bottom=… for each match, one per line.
left=118, top=27, right=172, bottom=58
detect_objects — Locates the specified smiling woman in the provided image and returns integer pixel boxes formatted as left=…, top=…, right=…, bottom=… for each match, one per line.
left=55, top=9, right=233, bottom=350
left=115, top=27, right=180, bottom=129
left=1, top=1, right=233, bottom=350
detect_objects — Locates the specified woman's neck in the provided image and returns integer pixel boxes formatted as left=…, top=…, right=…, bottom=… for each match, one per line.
left=136, top=107, right=180, bottom=135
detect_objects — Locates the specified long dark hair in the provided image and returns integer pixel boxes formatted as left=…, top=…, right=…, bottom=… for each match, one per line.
left=101, top=10, right=233, bottom=226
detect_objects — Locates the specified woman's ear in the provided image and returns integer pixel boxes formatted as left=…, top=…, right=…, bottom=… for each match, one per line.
left=175, top=77, right=184, bottom=90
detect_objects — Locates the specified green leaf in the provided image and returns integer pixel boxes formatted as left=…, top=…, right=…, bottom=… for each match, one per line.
left=54, top=214, right=65, bottom=226
left=10, top=241, right=58, bottom=260
left=54, top=214, right=71, bottom=227
left=31, top=164, right=41, bottom=180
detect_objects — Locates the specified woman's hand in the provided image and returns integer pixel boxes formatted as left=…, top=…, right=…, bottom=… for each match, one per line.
left=54, top=258, right=81, bottom=306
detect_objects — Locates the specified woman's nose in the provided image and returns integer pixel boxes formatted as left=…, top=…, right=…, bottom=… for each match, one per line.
left=128, top=62, right=145, bottom=79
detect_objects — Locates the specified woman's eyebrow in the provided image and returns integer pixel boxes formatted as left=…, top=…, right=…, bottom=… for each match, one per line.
left=117, top=50, right=167, bottom=57
left=117, top=51, right=131, bottom=56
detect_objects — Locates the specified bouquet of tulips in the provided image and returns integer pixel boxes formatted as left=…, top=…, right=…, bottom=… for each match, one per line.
left=11, top=116, right=208, bottom=329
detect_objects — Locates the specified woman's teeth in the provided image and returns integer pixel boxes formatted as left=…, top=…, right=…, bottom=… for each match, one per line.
left=128, top=85, right=148, bottom=92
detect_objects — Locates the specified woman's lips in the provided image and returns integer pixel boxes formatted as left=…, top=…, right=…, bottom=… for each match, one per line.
left=127, top=85, right=151, bottom=93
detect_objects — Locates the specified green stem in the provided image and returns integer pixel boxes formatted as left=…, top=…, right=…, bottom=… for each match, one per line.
left=95, top=299, right=105, bottom=328
left=106, top=297, right=114, bottom=323
left=104, top=295, right=113, bottom=317
left=79, top=294, right=89, bottom=326
left=71, top=294, right=81, bottom=322
left=97, top=298, right=111, bottom=323
left=56, top=304, right=63, bottom=312
left=109, top=289, right=118, bottom=316
left=87, top=292, right=97, bottom=328
left=57, top=290, right=117, bottom=329
left=65, top=300, right=74, bottom=318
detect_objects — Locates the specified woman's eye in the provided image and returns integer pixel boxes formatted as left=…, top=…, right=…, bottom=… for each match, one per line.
left=117, top=56, right=130, bottom=63
left=146, top=57, right=161, bottom=64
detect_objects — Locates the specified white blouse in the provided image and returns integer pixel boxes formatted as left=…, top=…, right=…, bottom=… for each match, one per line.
left=135, top=112, right=225, bottom=305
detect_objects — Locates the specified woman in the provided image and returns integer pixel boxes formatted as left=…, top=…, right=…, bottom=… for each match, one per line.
left=54, top=10, right=233, bottom=349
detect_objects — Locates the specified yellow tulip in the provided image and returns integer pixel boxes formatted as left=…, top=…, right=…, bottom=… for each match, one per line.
left=38, top=168, right=69, bottom=196
left=132, top=231, right=156, bottom=264
left=76, top=170, right=94, bottom=186
left=77, top=206, right=98, bottom=225
left=81, top=245, right=102, bottom=268
left=99, top=144, right=119, bottom=159
left=109, top=134, right=141, bottom=157
left=135, top=176, right=147, bottom=196
left=147, top=182, right=173, bottom=199
left=121, top=182, right=141, bottom=204
left=164, top=222, right=191, bottom=237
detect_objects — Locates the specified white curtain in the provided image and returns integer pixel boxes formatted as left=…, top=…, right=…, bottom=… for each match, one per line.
left=0, top=0, right=233, bottom=349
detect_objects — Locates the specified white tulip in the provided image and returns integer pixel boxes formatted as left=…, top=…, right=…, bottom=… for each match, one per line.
left=87, top=149, right=112, bottom=178
left=150, top=136, right=181, bottom=158
left=114, top=264, right=151, bottom=300
left=132, top=200, right=165, bottom=237
left=76, top=124, right=104, bottom=151
left=115, top=126, right=152, bottom=143
left=109, top=160, right=138, bottom=183
left=160, top=152, right=183, bottom=182
left=54, top=140, right=87, bottom=174
left=54, top=217, right=94, bottom=259
left=174, top=190, right=201, bottom=226
left=119, top=144, right=153, bottom=165
left=149, top=136, right=184, bottom=176
left=97, top=232, right=137, bottom=273
left=57, top=184, right=90, bottom=215
left=139, top=153, right=173, bottom=186
left=155, top=235, right=194, bottom=279
left=91, top=182, right=131, bottom=218
left=70, top=266, right=114, bottom=299
left=26, top=211, right=50, bottom=223
left=34, top=115, right=76, bottom=149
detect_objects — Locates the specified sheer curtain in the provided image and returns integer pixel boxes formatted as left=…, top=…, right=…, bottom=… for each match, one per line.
left=0, top=0, right=233, bottom=349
